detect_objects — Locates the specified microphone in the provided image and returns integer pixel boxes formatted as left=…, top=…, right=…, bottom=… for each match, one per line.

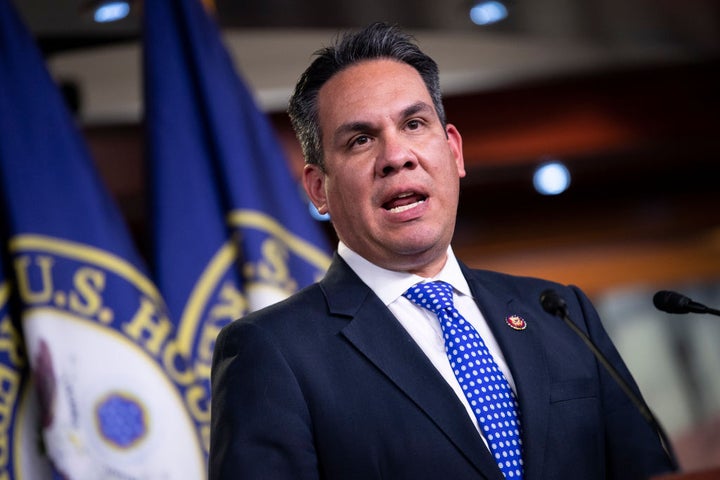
left=540, top=289, right=677, bottom=466
left=653, top=290, right=720, bottom=316
left=539, top=289, right=570, bottom=319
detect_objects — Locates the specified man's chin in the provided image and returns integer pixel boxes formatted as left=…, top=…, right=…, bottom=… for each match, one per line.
left=377, top=240, right=450, bottom=274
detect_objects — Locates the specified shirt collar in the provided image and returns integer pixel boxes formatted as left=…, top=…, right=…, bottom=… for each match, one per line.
left=337, top=241, right=472, bottom=306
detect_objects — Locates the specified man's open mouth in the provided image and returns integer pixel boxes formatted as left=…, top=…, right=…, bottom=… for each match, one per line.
left=383, top=192, right=427, bottom=213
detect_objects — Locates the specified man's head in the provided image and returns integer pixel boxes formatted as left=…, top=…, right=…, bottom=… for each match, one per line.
left=293, top=23, right=466, bottom=277
left=288, top=22, right=446, bottom=171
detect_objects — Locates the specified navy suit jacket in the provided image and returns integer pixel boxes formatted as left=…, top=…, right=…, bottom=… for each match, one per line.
left=210, top=254, right=676, bottom=479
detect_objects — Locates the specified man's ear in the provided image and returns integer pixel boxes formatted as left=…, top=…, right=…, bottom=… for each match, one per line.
left=446, top=123, right=466, bottom=179
left=303, top=164, right=329, bottom=214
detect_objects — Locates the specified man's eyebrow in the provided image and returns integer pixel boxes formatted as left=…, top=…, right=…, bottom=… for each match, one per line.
left=333, top=121, right=373, bottom=142
left=402, top=101, right=434, bottom=118
left=331, top=102, right=435, bottom=144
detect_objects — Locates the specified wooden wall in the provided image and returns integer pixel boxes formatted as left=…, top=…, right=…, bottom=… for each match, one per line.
left=84, top=58, right=720, bottom=297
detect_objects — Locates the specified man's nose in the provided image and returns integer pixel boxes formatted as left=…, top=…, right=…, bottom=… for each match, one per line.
left=375, top=134, right=418, bottom=177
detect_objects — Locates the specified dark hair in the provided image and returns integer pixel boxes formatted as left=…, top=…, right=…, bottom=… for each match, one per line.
left=287, top=22, right=447, bottom=170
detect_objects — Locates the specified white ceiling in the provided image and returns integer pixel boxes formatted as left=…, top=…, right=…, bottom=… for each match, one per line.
left=15, top=0, right=720, bottom=49
left=13, top=0, right=720, bottom=124
left=234, top=0, right=720, bottom=52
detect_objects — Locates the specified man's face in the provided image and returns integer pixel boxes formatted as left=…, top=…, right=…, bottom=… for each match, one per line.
left=304, top=59, right=466, bottom=276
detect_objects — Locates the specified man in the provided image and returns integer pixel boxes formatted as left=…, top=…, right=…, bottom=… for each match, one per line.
left=210, top=22, right=677, bottom=479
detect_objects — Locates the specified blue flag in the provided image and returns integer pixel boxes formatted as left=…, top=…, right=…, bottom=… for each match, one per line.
left=0, top=257, right=47, bottom=479
left=143, top=0, right=332, bottom=458
left=0, top=0, right=205, bottom=476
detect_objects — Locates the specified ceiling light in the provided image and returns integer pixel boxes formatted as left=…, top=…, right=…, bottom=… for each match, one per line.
left=469, top=1, right=508, bottom=26
left=533, top=161, right=571, bottom=195
left=93, top=1, right=131, bottom=23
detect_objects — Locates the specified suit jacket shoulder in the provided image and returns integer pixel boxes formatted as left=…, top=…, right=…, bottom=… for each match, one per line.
left=210, top=255, right=677, bottom=480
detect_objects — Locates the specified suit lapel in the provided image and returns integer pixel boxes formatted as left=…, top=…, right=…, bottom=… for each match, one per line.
left=461, top=264, right=551, bottom=479
left=320, top=256, right=501, bottom=479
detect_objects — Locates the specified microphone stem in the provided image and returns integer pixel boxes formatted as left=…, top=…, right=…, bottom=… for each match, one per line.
left=556, top=310, right=678, bottom=467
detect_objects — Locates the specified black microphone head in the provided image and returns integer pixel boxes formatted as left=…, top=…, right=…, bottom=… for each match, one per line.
left=653, top=290, right=690, bottom=314
left=540, top=289, right=568, bottom=317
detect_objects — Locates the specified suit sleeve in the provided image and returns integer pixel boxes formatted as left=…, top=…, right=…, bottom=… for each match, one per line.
left=568, top=285, right=678, bottom=479
left=209, top=320, right=319, bottom=480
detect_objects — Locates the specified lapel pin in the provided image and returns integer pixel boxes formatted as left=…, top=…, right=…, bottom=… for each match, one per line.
left=505, top=315, right=527, bottom=331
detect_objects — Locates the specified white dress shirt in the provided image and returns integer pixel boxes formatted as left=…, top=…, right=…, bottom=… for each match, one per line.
left=337, top=242, right=517, bottom=440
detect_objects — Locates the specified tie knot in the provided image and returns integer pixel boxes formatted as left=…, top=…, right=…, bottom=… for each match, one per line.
left=403, top=281, right=455, bottom=314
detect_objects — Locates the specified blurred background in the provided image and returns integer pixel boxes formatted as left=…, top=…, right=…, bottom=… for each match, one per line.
left=15, top=0, right=720, bottom=472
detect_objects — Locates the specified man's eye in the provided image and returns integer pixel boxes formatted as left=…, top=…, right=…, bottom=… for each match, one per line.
left=351, top=135, right=370, bottom=147
left=407, top=119, right=422, bottom=130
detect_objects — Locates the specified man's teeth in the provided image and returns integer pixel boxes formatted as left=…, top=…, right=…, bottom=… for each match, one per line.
left=388, top=199, right=425, bottom=213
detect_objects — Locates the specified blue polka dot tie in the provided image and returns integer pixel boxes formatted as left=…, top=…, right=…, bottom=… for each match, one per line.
left=404, top=281, right=524, bottom=479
